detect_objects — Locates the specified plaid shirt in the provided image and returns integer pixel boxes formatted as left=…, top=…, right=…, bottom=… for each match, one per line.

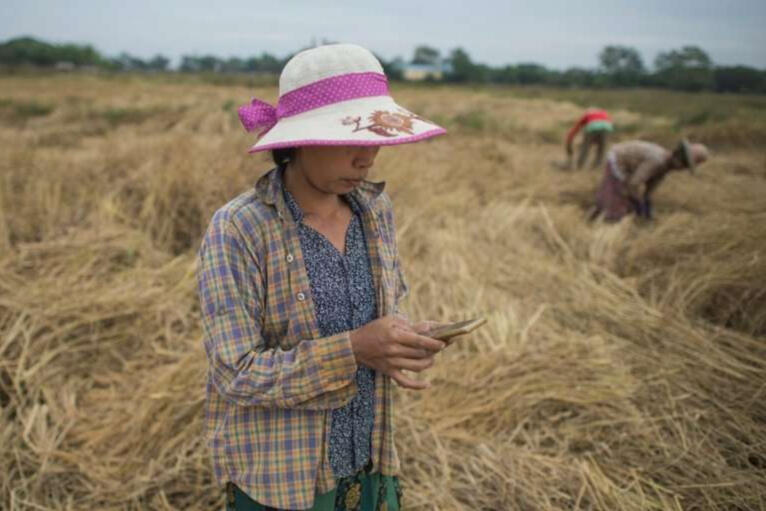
left=197, top=167, right=407, bottom=510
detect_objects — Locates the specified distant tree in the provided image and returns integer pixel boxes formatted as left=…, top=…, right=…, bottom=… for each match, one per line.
left=0, top=36, right=103, bottom=67
left=180, top=55, right=222, bottom=72
left=411, top=45, right=440, bottom=66
left=244, top=53, right=282, bottom=73
left=598, top=45, right=645, bottom=86
left=0, top=37, right=56, bottom=66
left=147, top=55, right=170, bottom=71
left=654, top=46, right=714, bottom=91
left=58, top=43, right=100, bottom=66
left=198, top=55, right=220, bottom=72
left=179, top=56, right=198, bottom=72
left=515, top=63, right=552, bottom=85
left=222, top=57, right=246, bottom=73
left=557, top=67, right=598, bottom=88
left=259, top=53, right=283, bottom=73
left=110, top=52, right=149, bottom=71
left=445, top=47, right=476, bottom=83
left=384, top=56, right=406, bottom=80
left=375, top=54, right=403, bottom=81
left=713, top=65, right=766, bottom=93
left=655, top=45, right=712, bottom=71
left=490, top=65, right=518, bottom=84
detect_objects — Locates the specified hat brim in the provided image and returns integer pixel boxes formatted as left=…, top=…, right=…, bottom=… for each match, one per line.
left=680, top=139, right=696, bottom=173
left=247, top=96, right=446, bottom=153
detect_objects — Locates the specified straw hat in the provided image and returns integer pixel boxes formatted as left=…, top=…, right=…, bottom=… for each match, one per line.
left=238, top=44, right=446, bottom=153
left=673, top=139, right=709, bottom=173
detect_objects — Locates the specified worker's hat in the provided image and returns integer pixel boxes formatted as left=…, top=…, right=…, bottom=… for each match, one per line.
left=236, top=44, right=446, bottom=154
left=674, top=139, right=696, bottom=173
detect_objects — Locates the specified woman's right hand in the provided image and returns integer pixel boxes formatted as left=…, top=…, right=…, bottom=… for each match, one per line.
left=349, top=315, right=445, bottom=390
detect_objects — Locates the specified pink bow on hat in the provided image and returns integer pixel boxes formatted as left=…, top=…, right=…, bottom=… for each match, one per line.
left=238, top=98, right=277, bottom=135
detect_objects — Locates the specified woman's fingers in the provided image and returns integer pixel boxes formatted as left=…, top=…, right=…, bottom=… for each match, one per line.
left=389, top=369, right=430, bottom=390
left=390, top=345, right=431, bottom=359
left=397, top=331, right=445, bottom=353
left=389, top=356, right=435, bottom=373
left=392, top=314, right=411, bottom=329
left=411, top=320, right=439, bottom=334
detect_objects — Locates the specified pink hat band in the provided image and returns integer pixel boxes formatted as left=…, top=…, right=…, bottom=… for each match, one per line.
left=237, top=71, right=389, bottom=136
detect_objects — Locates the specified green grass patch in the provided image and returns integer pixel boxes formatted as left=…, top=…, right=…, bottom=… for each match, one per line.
left=100, top=107, right=155, bottom=126
left=535, top=127, right=561, bottom=144
left=222, top=99, right=236, bottom=112
left=676, top=109, right=728, bottom=127
left=452, top=110, right=491, bottom=132
left=14, top=101, right=54, bottom=118
left=617, top=122, right=641, bottom=135
left=0, top=98, right=55, bottom=124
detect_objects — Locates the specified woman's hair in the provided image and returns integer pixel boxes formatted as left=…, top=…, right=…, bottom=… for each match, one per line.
left=271, top=147, right=297, bottom=166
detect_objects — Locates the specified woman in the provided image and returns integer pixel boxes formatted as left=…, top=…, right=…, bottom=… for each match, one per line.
left=590, top=138, right=709, bottom=221
left=564, top=107, right=614, bottom=170
left=197, top=44, right=447, bottom=510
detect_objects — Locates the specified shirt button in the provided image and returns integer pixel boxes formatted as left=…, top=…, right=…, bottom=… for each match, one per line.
left=286, top=253, right=294, bottom=263
left=297, top=292, right=306, bottom=301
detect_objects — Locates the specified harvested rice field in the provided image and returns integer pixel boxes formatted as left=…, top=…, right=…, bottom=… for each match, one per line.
left=1, top=74, right=765, bottom=510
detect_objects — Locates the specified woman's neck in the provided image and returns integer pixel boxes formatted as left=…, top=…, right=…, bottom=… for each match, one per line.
left=283, top=161, right=344, bottom=220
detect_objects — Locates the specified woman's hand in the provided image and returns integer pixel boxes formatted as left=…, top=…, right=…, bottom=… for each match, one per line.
left=411, top=320, right=444, bottom=335
left=349, top=315, right=445, bottom=390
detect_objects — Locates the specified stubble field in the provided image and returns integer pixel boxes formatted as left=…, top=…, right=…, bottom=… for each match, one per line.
left=1, top=73, right=765, bottom=510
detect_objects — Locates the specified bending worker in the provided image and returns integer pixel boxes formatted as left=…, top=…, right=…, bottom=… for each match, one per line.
left=565, top=107, right=614, bottom=169
left=590, top=139, right=709, bottom=222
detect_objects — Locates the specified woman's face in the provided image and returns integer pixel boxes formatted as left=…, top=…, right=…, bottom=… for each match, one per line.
left=294, top=145, right=380, bottom=195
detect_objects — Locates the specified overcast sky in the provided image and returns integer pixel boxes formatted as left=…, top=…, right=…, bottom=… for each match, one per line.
left=1, top=0, right=765, bottom=69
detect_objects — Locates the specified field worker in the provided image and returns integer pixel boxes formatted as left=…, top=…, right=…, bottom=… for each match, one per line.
left=565, top=107, right=614, bottom=169
left=197, top=44, right=448, bottom=511
left=590, top=139, right=709, bottom=221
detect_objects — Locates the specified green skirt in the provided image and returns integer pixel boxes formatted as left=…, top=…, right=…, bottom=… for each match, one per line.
left=226, top=470, right=402, bottom=511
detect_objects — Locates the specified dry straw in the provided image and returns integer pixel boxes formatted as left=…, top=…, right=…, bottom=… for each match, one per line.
left=1, top=75, right=765, bottom=510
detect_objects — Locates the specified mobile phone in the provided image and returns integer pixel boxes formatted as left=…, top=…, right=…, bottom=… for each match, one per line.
left=426, top=318, right=487, bottom=344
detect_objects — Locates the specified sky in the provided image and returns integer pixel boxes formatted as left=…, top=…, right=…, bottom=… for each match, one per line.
left=1, top=0, right=765, bottom=70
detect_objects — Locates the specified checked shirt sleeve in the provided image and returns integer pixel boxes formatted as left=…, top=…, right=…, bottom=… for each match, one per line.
left=379, top=197, right=409, bottom=312
left=197, top=212, right=358, bottom=410
left=392, top=232, right=409, bottom=311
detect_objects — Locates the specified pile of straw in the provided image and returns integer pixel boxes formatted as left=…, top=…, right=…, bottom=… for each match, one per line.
left=1, top=75, right=764, bottom=510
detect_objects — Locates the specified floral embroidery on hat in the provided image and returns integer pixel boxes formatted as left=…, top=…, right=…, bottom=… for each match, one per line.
left=342, top=110, right=426, bottom=137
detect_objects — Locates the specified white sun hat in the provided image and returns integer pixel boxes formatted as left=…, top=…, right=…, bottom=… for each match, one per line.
left=237, top=43, right=446, bottom=153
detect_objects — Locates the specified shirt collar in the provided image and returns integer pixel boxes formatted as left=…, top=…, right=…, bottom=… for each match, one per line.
left=283, top=182, right=305, bottom=223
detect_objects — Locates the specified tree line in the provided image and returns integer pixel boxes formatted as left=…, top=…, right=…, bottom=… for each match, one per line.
left=1, top=36, right=764, bottom=94
left=441, top=45, right=766, bottom=93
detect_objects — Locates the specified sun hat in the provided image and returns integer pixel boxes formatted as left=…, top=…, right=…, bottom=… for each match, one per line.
left=237, top=43, right=446, bottom=153
left=672, top=139, right=709, bottom=174
left=678, top=139, right=696, bottom=173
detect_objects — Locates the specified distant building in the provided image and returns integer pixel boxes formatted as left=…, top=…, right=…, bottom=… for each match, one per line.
left=55, top=61, right=75, bottom=71
left=402, top=63, right=442, bottom=81
left=400, top=60, right=453, bottom=82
